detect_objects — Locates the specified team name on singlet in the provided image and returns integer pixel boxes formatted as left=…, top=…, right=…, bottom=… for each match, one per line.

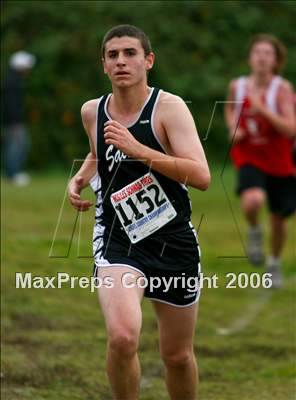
left=105, top=144, right=128, bottom=172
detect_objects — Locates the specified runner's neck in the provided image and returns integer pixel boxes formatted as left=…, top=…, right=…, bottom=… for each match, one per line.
left=250, top=73, right=274, bottom=90
left=110, top=84, right=151, bottom=117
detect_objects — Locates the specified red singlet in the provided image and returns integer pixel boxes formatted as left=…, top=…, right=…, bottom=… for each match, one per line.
left=230, top=76, right=294, bottom=176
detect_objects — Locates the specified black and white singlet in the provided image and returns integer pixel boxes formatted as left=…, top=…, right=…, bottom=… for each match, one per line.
left=91, top=88, right=201, bottom=278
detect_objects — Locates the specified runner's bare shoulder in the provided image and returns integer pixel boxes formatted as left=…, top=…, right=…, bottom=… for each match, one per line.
left=278, top=78, right=294, bottom=93
left=156, top=90, right=189, bottom=120
left=81, top=99, right=100, bottom=126
left=158, top=90, right=184, bottom=106
left=228, top=79, right=239, bottom=96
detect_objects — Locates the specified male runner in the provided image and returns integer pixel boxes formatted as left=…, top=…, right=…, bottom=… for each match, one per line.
left=225, top=34, right=295, bottom=288
left=68, top=25, right=210, bottom=399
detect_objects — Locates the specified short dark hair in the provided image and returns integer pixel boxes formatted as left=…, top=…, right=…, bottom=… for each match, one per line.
left=248, top=34, right=287, bottom=74
left=101, top=25, right=152, bottom=58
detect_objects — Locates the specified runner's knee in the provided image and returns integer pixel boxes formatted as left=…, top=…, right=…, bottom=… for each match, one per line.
left=241, top=189, right=265, bottom=212
left=161, top=348, right=194, bottom=369
left=108, top=329, right=139, bottom=358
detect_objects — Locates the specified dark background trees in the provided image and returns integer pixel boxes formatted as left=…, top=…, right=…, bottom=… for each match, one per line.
left=1, top=1, right=295, bottom=170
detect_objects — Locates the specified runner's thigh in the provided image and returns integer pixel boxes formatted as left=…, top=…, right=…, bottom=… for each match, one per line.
left=97, top=266, right=145, bottom=335
left=152, top=301, right=198, bottom=354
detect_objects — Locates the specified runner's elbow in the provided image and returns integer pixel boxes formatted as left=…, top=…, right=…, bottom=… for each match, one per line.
left=200, top=171, right=211, bottom=191
left=192, top=169, right=211, bottom=191
left=281, top=125, right=296, bottom=138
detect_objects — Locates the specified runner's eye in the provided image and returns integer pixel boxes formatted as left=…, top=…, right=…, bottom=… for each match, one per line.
left=108, top=52, right=117, bottom=59
left=125, top=50, right=136, bottom=57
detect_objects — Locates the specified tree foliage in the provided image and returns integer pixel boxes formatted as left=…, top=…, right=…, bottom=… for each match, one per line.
left=1, top=0, right=295, bottom=169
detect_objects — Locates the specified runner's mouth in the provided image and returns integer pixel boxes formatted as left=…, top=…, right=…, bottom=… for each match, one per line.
left=115, top=71, right=130, bottom=76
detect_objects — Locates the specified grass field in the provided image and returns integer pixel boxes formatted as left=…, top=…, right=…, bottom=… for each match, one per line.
left=1, top=166, right=296, bottom=399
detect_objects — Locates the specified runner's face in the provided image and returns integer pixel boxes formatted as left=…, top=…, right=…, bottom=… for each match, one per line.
left=103, top=37, right=154, bottom=88
left=249, top=41, right=277, bottom=75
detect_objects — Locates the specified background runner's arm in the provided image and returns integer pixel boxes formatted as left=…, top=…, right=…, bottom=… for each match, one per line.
left=68, top=100, right=98, bottom=211
left=249, top=82, right=295, bottom=137
left=224, top=80, right=246, bottom=143
left=225, top=80, right=237, bottom=133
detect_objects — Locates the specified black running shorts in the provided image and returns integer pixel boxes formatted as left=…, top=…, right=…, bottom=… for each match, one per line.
left=93, top=223, right=201, bottom=307
left=237, top=165, right=296, bottom=218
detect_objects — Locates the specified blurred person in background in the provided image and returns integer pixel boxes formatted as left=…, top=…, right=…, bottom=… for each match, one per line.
left=225, top=34, right=296, bottom=288
left=2, top=50, right=36, bottom=186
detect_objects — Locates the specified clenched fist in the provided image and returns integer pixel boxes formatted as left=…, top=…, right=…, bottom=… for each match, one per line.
left=104, top=120, right=145, bottom=159
left=68, top=175, right=93, bottom=211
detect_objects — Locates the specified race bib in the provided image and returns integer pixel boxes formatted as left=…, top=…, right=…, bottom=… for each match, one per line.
left=110, top=173, right=177, bottom=243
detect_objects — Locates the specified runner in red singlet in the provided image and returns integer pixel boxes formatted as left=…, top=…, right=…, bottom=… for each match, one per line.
left=225, top=34, right=295, bottom=288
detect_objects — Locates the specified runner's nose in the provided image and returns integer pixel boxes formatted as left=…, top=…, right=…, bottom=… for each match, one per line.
left=117, top=52, right=126, bottom=66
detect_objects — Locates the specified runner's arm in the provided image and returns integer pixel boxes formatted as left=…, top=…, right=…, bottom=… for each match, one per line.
left=104, top=95, right=210, bottom=190
left=224, top=80, right=237, bottom=134
left=249, top=82, right=295, bottom=137
left=224, top=80, right=246, bottom=143
left=68, top=100, right=98, bottom=211
left=142, top=95, right=210, bottom=190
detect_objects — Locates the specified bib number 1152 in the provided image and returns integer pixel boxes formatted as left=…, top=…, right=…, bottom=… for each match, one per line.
left=110, top=173, right=177, bottom=243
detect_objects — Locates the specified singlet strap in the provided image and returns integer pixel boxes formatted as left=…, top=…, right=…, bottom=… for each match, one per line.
left=139, top=88, right=160, bottom=120
left=266, top=76, right=282, bottom=113
left=97, top=94, right=108, bottom=118
left=235, top=77, right=247, bottom=115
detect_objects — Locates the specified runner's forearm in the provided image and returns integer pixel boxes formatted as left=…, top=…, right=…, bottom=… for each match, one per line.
left=71, top=152, right=98, bottom=187
left=225, top=107, right=239, bottom=140
left=139, top=145, right=210, bottom=190
left=259, top=107, right=295, bottom=138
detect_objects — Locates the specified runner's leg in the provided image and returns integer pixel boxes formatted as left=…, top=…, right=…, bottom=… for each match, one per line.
left=269, top=213, right=287, bottom=258
left=241, top=188, right=265, bottom=226
left=97, top=266, right=144, bottom=400
left=241, top=188, right=266, bottom=264
left=266, top=213, right=288, bottom=287
left=153, top=301, right=198, bottom=400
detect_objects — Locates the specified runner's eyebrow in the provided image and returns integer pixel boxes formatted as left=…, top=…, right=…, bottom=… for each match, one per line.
left=107, top=48, right=137, bottom=55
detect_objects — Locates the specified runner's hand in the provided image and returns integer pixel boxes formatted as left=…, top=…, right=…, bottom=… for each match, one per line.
left=248, top=93, right=265, bottom=114
left=230, top=127, right=247, bottom=143
left=68, top=176, right=93, bottom=211
left=104, top=120, right=145, bottom=158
